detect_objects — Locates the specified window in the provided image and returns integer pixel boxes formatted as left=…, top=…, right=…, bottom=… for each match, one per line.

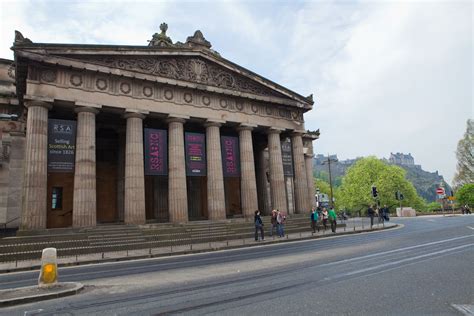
left=52, top=187, right=63, bottom=210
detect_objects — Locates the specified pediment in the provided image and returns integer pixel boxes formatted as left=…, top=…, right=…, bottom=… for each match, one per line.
left=15, top=46, right=312, bottom=109
left=78, top=55, right=285, bottom=99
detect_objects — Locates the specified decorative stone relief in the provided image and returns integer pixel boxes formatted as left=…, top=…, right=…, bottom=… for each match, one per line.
left=86, top=56, right=283, bottom=98
left=120, top=82, right=131, bottom=94
left=183, top=92, right=193, bottom=103
left=70, top=74, right=83, bottom=87
left=219, top=99, right=228, bottom=108
left=143, top=86, right=153, bottom=97
left=41, top=69, right=57, bottom=83
left=202, top=95, right=211, bottom=106
left=96, top=78, right=108, bottom=91
left=164, top=89, right=173, bottom=100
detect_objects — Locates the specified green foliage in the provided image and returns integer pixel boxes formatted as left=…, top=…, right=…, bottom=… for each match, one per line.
left=455, top=183, right=474, bottom=207
left=314, top=178, right=331, bottom=196
left=337, top=157, right=424, bottom=212
left=453, top=119, right=474, bottom=188
left=419, top=201, right=442, bottom=212
left=314, top=170, right=342, bottom=187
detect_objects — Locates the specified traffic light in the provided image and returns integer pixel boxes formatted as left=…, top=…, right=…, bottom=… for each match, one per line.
left=372, top=186, right=378, bottom=198
left=395, top=191, right=399, bottom=200
left=399, top=193, right=404, bottom=200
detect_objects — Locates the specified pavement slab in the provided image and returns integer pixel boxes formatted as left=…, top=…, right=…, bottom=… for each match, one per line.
left=0, top=282, right=83, bottom=307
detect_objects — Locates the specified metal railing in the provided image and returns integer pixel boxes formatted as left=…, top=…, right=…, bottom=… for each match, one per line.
left=1, top=216, right=19, bottom=237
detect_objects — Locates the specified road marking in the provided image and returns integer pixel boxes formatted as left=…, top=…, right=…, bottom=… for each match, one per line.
left=452, top=304, right=474, bottom=315
left=324, top=243, right=473, bottom=280
left=467, top=226, right=474, bottom=230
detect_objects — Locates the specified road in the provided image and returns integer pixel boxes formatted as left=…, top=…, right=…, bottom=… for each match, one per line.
left=1, top=215, right=473, bottom=315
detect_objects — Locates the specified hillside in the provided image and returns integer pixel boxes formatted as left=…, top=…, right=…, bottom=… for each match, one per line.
left=314, top=153, right=451, bottom=202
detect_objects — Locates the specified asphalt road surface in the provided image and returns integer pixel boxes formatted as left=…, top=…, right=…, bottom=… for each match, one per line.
left=1, top=215, right=473, bottom=315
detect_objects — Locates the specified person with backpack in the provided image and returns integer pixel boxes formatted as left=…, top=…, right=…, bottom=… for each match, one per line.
left=328, top=207, right=337, bottom=233
left=310, top=207, right=319, bottom=233
left=254, top=210, right=264, bottom=241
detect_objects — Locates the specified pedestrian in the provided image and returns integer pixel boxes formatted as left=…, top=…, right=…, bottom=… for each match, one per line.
left=381, top=205, right=389, bottom=221
left=310, top=207, right=319, bottom=233
left=254, top=210, right=264, bottom=241
left=270, top=209, right=277, bottom=236
left=277, top=210, right=286, bottom=237
left=321, top=208, right=329, bottom=230
left=465, top=204, right=471, bottom=214
left=328, top=207, right=337, bottom=233
left=368, top=205, right=375, bottom=228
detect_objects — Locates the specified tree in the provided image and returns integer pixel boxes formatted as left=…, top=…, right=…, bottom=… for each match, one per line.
left=453, top=119, right=474, bottom=188
left=337, top=157, right=424, bottom=212
left=454, top=183, right=474, bottom=207
left=314, top=178, right=331, bottom=196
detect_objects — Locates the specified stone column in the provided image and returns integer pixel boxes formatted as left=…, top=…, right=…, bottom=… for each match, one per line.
left=238, top=125, right=258, bottom=218
left=267, top=128, right=287, bottom=212
left=255, top=146, right=271, bottom=215
left=72, top=107, right=98, bottom=228
left=205, top=120, right=226, bottom=220
left=124, top=112, right=146, bottom=225
left=20, top=101, right=51, bottom=230
left=305, top=153, right=316, bottom=208
left=291, top=132, right=309, bottom=213
left=167, top=116, right=188, bottom=223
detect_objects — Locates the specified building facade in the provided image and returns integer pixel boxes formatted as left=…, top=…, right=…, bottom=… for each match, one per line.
left=1, top=25, right=318, bottom=231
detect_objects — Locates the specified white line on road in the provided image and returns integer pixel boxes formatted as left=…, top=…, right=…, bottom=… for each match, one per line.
left=467, top=226, right=474, bottom=230
left=452, top=304, right=474, bottom=315
left=325, top=243, right=473, bottom=281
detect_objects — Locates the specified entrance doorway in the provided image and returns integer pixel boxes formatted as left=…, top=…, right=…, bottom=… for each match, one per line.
left=96, top=128, right=119, bottom=223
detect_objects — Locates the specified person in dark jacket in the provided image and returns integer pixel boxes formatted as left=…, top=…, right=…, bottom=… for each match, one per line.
left=368, top=205, right=375, bottom=228
left=254, top=210, right=264, bottom=241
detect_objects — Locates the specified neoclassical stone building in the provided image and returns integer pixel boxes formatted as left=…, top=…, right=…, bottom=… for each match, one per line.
left=0, top=24, right=318, bottom=231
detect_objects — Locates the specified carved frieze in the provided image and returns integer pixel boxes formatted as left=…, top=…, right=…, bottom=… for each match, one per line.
left=82, top=56, right=284, bottom=98
left=30, top=65, right=305, bottom=123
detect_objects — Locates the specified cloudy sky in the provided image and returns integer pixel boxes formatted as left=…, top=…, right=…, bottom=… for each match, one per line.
left=0, top=0, right=472, bottom=184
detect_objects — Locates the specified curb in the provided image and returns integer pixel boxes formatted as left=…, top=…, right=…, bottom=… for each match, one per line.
left=0, top=224, right=399, bottom=274
left=0, top=282, right=84, bottom=307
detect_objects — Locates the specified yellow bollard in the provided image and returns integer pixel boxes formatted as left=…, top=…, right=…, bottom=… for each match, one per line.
left=38, top=248, right=58, bottom=287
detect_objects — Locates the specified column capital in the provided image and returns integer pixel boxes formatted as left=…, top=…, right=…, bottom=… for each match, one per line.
left=24, top=100, right=52, bottom=110
left=290, top=130, right=306, bottom=137
left=265, top=127, right=285, bottom=135
left=204, top=119, right=225, bottom=128
left=166, top=115, right=189, bottom=124
left=237, top=124, right=257, bottom=132
left=75, top=106, right=99, bottom=115
left=124, top=112, right=146, bottom=120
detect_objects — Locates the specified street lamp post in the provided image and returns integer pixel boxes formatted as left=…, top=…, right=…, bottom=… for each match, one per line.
left=321, top=154, right=338, bottom=209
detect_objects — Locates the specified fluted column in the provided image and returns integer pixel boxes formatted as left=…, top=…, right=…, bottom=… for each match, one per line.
left=205, top=121, right=226, bottom=220
left=73, top=107, right=98, bottom=227
left=238, top=125, right=258, bottom=218
left=124, top=112, right=146, bottom=225
left=167, top=116, right=188, bottom=223
left=291, top=132, right=309, bottom=213
left=267, top=128, right=287, bottom=212
left=305, top=153, right=316, bottom=208
left=20, top=101, right=51, bottom=230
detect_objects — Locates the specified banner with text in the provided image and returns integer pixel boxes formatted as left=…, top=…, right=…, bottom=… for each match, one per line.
left=144, top=128, right=168, bottom=176
left=221, top=136, right=240, bottom=177
left=185, top=132, right=207, bottom=176
left=281, top=139, right=294, bottom=176
left=47, top=119, right=77, bottom=172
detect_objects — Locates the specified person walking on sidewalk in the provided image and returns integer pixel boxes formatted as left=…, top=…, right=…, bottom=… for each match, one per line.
left=368, top=205, right=375, bottom=228
left=321, top=208, right=329, bottom=231
left=254, top=210, right=264, bottom=241
left=310, top=208, right=319, bottom=233
left=328, top=207, right=337, bottom=233
left=277, top=210, right=286, bottom=237
left=270, top=209, right=277, bottom=236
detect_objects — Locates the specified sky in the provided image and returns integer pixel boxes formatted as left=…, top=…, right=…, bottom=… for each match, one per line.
left=0, top=0, right=472, bottom=184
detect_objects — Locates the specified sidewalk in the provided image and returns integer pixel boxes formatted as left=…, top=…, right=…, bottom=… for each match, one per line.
left=0, top=220, right=397, bottom=274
